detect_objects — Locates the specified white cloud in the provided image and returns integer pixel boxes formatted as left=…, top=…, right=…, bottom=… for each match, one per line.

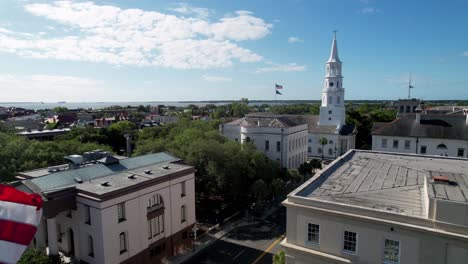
left=170, top=3, right=211, bottom=19
left=462, top=52, right=468, bottom=56
left=0, top=74, right=108, bottom=101
left=256, top=63, right=306, bottom=73
left=202, top=75, right=232, bottom=82
left=359, top=7, right=381, bottom=14
left=0, top=1, right=271, bottom=69
left=288, top=37, right=303, bottom=43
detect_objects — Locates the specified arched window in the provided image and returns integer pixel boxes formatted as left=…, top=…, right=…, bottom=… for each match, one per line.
left=88, top=235, right=94, bottom=257
left=147, top=194, right=164, bottom=212
left=329, top=96, right=332, bottom=105
left=413, top=106, right=417, bottom=112
left=337, top=96, right=341, bottom=104
left=406, top=106, right=410, bottom=113
left=318, top=147, right=322, bottom=154
left=400, top=106, right=404, bottom=113
left=436, top=143, right=448, bottom=149
left=328, top=148, right=333, bottom=155
left=119, top=232, right=127, bottom=254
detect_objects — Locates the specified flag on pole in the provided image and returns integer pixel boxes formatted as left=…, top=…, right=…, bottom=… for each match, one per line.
left=0, top=184, right=43, bottom=264
left=409, top=85, right=414, bottom=88
left=275, top=84, right=283, bottom=89
left=276, top=90, right=282, bottom=95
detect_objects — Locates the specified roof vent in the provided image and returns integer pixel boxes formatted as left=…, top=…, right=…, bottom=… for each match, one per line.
left=74, top=177, right=83, bottom=184
left=128, top=174, right=136, bottom=179
left=101, top=181, right=111, bottom=187
left=144, top=170, right=152, bottom=174
left=432, top=175, right=458, bottom=186
left=162, top=165, right=170, bottom=170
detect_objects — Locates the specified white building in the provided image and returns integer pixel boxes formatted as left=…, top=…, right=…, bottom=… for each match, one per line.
left=372, top=110, right=468, bottom=158
left=281, top=150, right=468, bottom=264
left=221, top=33, right=355, bottom=164
left=14, top=151, right=195, bottom=264
left=220, top=113, right=309, bottom=169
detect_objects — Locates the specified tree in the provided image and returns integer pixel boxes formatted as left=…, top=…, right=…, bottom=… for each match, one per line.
left=318, top=137, right=328, bottom=160
left=18, top=248, right=64, bottom=264
left=52, top=106, right=68, bottom=113
left=273, top=250, right=286, bottom=264
left=298, top=161, right=313, bottom=182
left=310, top=159, right=322, bottom=173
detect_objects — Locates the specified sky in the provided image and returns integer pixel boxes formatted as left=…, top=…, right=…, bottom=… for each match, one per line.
left=0, top=0, right=467, bottom=102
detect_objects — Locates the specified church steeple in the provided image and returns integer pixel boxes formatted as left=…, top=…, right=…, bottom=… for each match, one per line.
left=328, top=31, right=341, bottom=63
left=319, top=32, right=346, bottom=129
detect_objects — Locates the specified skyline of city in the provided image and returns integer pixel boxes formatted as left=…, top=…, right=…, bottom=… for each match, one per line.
left=0, top=0, right=467, bottom=102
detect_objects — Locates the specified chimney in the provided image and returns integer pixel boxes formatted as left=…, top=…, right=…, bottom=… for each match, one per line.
left=415, top=105, right=422, bottom=124
left=125, top=134, right=132, bottom=157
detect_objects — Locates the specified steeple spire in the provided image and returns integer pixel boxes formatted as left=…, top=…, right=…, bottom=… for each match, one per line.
left=328, top=30, right=341, bottom=63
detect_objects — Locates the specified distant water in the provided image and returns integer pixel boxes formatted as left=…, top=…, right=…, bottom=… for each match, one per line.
left=0, top=101, right=311, bottom=111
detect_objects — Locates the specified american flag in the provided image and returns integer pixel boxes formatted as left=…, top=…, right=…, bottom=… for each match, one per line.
left=275, top=84, right=283, bottom=89
left=0, top=184, right=43, bottom=264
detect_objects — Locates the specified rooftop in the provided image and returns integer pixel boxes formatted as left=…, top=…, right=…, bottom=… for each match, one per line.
left=372, top=114, right=468, bottom=140
left=293, top=150, right=468, bottom=218
left=19, top=152, right=192, bottom=197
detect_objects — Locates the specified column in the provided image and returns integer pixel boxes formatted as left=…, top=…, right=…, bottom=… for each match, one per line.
left=46, top=218, right=59, bottom=256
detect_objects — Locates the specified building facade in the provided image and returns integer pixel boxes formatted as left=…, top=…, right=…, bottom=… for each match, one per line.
left=281, top=150, right=468, bottom=264
left=220, top=113, right=309, bottom=169
left=14, top=152, right=195, bottom=264
left=372, top=110, right=468, bottom=158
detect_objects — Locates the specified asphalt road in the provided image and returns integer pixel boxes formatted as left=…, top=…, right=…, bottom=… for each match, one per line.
left=185, top=206, right=286, bottom=264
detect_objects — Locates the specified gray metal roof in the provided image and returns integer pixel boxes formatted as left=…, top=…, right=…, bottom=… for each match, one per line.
left=26, top=152, right=178, bottom=192
left=295, top=150, right=468, bottom=217
left=372, top=114, right=468, bottom=140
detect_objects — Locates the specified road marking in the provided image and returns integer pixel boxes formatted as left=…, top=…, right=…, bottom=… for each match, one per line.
left=251, top=234, right=285, bottom=264
left=233, top=249, right=246, bottom=260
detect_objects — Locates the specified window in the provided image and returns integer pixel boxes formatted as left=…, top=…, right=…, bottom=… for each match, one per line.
left=308, top=147, right=311, bottom=153
left=329, top=140, right=333, bottom=144
left=306, top=223, right=319, bottom=245
left=406, top=106, right=410, bottom=113
left=181, top=181, right=186, bottom=197
left=88, top=236, right=94, bottom=257
left=393, top=140, right=399, bottom=149
left=343, top=231, right=357, bottom=254
left=382, top=139, right=388, bottom=148
left=147, top=215, right=164, bottom=239
left=235, top=138, right=238, bottom=142
left=337, top=96, right=341, bottom=104
left=84, top=205, right=91, bottom=225
left=318, top=147, right=322, bottom=154
left=328, top=110, right=332, bottom=114
left=328, top=148, right=333, bottom=156
left=458, top=148, right=465, bottom=157
left=117, top=203, right=126, bottom=223
left=245, top=137, right=250, bottom=143
left=308, top=138, right=312, bottom=143
left=328, top=117, right=332, bottom=121
left=399, top=106, right=404, bottom=113
left=383, top=239, right=400, bottom=263
left=276, top=141, right=281, bottom=152
left=147, top=194, right=164, bottom=212
left=119, top=232, right=127, bottom=254
left=265, top=140, right=269, bottom=151
left=436, top=143, right=447, bottom=149
left=181, top=205, right=186, bottom=223
left=421, top=145, right=427, bottom=154
left=329, top=96, right=332, bottom=104
left=404, top=140, right=411, bottom=150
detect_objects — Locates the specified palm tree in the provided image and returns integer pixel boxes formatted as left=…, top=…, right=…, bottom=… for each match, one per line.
left=319, top=137, right=328, bottom=160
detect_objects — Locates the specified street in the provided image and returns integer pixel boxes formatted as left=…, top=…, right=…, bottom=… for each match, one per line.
left=185, top=206, right=286, bottom=264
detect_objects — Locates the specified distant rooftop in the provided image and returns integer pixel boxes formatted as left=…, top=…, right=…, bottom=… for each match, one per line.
left=293, top=150, right=468, bottom=218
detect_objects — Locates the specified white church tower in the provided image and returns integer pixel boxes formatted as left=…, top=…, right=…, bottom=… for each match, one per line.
left=318, top=31, right=346, bottom=129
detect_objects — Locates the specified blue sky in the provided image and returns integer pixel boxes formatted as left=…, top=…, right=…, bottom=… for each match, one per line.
left=0, top=0, right=467, bottom=102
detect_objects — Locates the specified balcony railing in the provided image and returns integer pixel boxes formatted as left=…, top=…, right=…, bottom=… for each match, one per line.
left=147, top=203, right=164, bottom=213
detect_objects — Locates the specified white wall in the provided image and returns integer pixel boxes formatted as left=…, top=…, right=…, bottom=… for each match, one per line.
left=372, top=135, right=468, bottom=158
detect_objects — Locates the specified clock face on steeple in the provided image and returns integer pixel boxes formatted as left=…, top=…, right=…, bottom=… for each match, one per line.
left=329, top=82, right=334, bottom=87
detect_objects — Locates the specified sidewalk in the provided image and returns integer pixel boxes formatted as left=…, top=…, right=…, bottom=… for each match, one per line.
left=166, top=215, right=248, bottom=264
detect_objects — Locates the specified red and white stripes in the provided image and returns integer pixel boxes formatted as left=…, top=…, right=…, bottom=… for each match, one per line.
left=0, top=184, right=43, bottom=264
